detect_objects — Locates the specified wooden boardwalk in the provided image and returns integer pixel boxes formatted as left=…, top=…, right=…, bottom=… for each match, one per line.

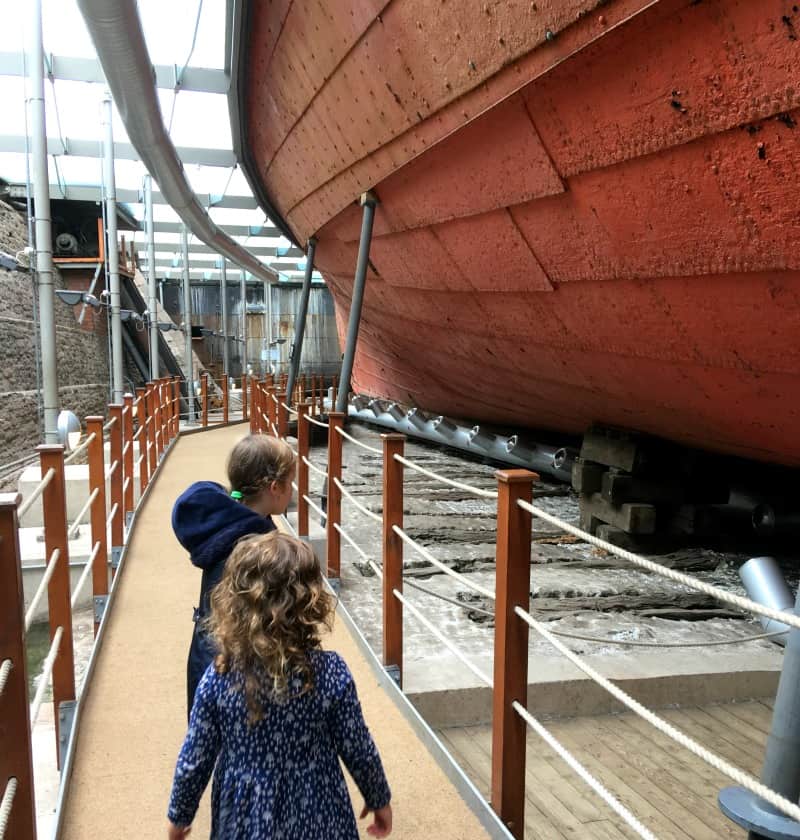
left=59, top=424, right=491, bottom=839
left=439, top=701, right=774, bottom=839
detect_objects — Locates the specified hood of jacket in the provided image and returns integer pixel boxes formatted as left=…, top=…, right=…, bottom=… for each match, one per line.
left=171, top=481, right=274, bottom=570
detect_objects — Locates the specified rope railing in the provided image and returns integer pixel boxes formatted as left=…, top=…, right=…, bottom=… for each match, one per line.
left=106, top=460, right=119, bottom=480
left=302, top=455, right=328, bottom=479
left=513, top=605, right=800, bottom=823
left=24, top=548, right=60, bottom=632
left=335, top=426, right=382, bottom=454
left=392, top=524, right=495, bottom=599
left=0, top=777, right=17, bottom=840
left=0, top=660, right=11, bottom=698
left=122, top=440, right=131, bottom=456
left=63, top=431, right=97, bottom=465
left=305, top=414, right=330, bottom=429
left=517, top=499, right=800, bottom=633
left=303, top=494, right=326, bottom=521
left=103, top=417, right=116, bottom=432
left=332, top=477, right=383, bottom=524
left=67, top=487, right=100, bottom=539
left=17, top=467, right=55, bottom=519
left=123, top=477, right=131, bottom=496
left=29, top=625, right=64, bottom=727
left=393, top=454, right=498, bottom=499
left=280, top=401, right=298, bottom=417
left=106, top=502, right=119, bottom=531
left=71, top=541, right=102, bottom=610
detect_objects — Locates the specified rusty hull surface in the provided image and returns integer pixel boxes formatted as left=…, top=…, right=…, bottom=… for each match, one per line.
left=245, top=0, right=800, bottom=465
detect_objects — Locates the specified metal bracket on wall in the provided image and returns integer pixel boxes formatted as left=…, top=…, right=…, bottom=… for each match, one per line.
left=58, top=700, right=77, bottom=768
left=94, top=594, right=108, bottom=624
left=111, top=546, right=122, bottom=570
left=384, top=664, right=401, bottom=687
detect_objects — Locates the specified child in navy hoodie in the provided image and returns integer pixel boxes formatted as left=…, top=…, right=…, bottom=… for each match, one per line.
left=172, top=434, right=296, bottom=715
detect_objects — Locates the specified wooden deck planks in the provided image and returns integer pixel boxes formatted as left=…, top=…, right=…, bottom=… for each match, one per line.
left=438, top=701, right=773, bottom=839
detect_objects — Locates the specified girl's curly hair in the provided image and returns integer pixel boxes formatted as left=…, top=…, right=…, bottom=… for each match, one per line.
left=226, top=435, right=295, bottom=501
left=207, top=532, right=334, bottom=724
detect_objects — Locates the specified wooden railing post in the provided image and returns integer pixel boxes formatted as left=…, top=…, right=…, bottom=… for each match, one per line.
left=241, top=374, right=249, bottom=420
left=86, top=417, right=109, bottom=635
left=201, top=372, right=209, bottom=428
left=491, top=469, right=536, bottom=840
left=278, top=392, right=289, bottom=439
left=297, top=403, right=310, bottom=536
left=145, top=385, right=157, bottom=477
left=161, top=377, right=171, bottom=446
left=135, top=388, right=149, bottom=493
left=122, top=395, right=134, bottom=519
left=172, top=376, right=180, bottom=435
left=109, top=405, right=125, bottom=576
left=222, top=375, right=229, bottom=425
left=382, top=434, right=405, bottom=686
left=0, top=494, right=37, bottom=840
left=326, top=412, right=345, bottom=579
left=267, top=386, right=277, bottom=435
left=37, top=444, right=76, bottom=764
left=153, top=381, right=163, bottom=459
left=249, top=376, right=258, bottom=434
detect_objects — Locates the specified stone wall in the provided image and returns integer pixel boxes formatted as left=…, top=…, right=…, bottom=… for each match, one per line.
left=0, top=200, right=111, bottom=488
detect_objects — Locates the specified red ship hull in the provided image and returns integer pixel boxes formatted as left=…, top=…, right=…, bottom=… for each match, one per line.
left=243, top=0, right=800, bottom=464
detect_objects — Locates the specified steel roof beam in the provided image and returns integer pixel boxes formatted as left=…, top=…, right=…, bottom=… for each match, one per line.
left=136, top=243, right=304, bottom=258
left=149, top=257, right=306, bottom=271
left=0, top=52, right=229, bottom=94
left=149, top=220, right=278, bottom=237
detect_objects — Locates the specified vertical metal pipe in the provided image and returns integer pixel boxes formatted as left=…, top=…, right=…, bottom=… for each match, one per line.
left=240, top=269, right=248, bottom=378
left=28, top=0, right=59, bottom=442
left=144, top=174, right=158, bottom=380
left=220, top=258, right=229, bottom=376
left=286, top=237, right=317, bottom=407
left=262, top=278, right=269, bottom=376
left=102, top=93, right=124, bottom=403
left=336, top=192, right=377, bottom=413
left=181, top=225, right=194, bottom=424
left=267, top=273, right=274, bottom=372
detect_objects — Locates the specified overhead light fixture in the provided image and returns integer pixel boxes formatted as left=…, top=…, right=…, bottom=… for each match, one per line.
left=55, top=289, right=103, bottom=308
left=56, top=410, right=82, bottom=452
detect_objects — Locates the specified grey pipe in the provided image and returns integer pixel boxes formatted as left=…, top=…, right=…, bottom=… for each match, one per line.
left=102, top=93, right=124, bottom=404
left=29, top=0, right=59, bottom=442
left=266, top=273, right=274, bottom=372
left=336, top=192, right=377, bottom=414
left=739, top=556, right=793, bottom=646
left=181, top=225, right=194, bottom=424
left=75, top=0, right=277, bottom=285
left=144, top=174, right=158, bottom=379
left=286, top=237, right=317, bottom=406
left=262, top=278, right=269, bottom=376
left=220, top=258, right=229, bottom=376
left=240, top=270, right=248, bottom=377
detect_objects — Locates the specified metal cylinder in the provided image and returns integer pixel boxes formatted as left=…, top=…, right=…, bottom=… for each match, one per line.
left=29, top=0, right=59, bottom=442
left=286, top=237, right=317, bottom=406
left=181, top=225, right=194, bottom=424
left=406, top=408, right=428, bottom=431
left=739, top=556, right=793, bottom=644
left=219, top=258, right=229, bottom=376
left=387, top=404, right=405, bottom=421
left=144, top=174, right=158, bottom=380
left=102, top=93, right=124, bottom=403
left=240, top=269, right=248, bottom=377
left=432, top=416, right=458, bottom=437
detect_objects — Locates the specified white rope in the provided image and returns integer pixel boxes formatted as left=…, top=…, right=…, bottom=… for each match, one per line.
left=517, top=499, right=800, bottom=633
left=305, top=414, right=329, bottom=429
left=122, top=440, right=131, bottom=456
left=64, top=431, right=97, bottom=464
left=512, top=702, right=657, bottom=840
left=17, top=467, right=55, bottom=519
left=0, top=777, right=17, bottom=840
left=302, top=494, right=326, bottom=520
left=280, top=401, right=298, bottom=417
left=132, top=427, right=143, bottom=441
left=29, top=626, right=63, bottom=727
left=392, top=525, right=495, bottom=599
left=335, top=426, right=382, bottom=454
left=122, top=405, right=130, bottom=416
left=514, top=606, right=800, bottom=823
left=332, top=477, right=383, bottom=523
left=106, top=502, right=119, bottom=531
left=106, top=460, right=119, bottom=480
left=302, top=455, right=328, bottom=479
left=24, top=549, right=60, bottom=631
left=103, top=417, right=117, bottom=431
left=0, top=660, right=11, bottom=698
left=136, top=454, right=145, bottom=466
left=123, top=477, right=131, bottom=496
left=71, top=541, right=102, bottom=609
left=67, top=487, right=100, bottom=538
left=271, top=393, right=279, bottom=404
left=334, top=523, right=383, bottom=578
left=393, top=454, right=498, bottom=499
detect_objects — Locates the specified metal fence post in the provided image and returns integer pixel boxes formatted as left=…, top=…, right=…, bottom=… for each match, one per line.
left=135, top=387, right=149, bottom=492
left=86, top=417, right=109, bottom=634
left=122, top=394, right=134, bottom=519
left=297, top=403, right=310, bottom=537
left=491, top=469, right=536, bottom=840
left=222, top=374, right=229, bottom=425
left=201, top=372, right=208, bottom=428
left=326, top=412, right=345, bottom=579
left=382, top=434, right=405, bottom=686
left=0, top=494, right=37, bottom=840
left=37, top=444, right=76, bottom=765
left=109, top=404, right=124, bottom=575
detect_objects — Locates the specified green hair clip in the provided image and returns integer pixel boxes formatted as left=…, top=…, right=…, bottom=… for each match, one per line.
left=230, top=490, right=243, bottom=500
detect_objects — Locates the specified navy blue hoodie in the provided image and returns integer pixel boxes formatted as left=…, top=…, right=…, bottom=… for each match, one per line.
left=172, top=481, right=275, bottom=713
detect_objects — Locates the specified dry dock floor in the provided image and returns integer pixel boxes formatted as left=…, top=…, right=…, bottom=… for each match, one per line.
left=59, top=424, right=488, bottom=839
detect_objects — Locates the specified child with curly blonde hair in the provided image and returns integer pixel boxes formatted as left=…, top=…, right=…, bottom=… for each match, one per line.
left=167, top=532, right=392, bottom=840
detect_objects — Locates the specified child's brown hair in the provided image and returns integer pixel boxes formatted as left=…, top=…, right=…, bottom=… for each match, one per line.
left=207, top=532, right=334, bottom=723
left=226, top=435, right=295, bottom=500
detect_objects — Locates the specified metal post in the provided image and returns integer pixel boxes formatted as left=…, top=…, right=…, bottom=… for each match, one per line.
left=144, top=175, right=158, bottom=380
left=336, top=193, right=377, bottom=414
left=102, top=93, right=124, bottom=404
left=181, top=225, right=194, bottom=424
left=286, top=237, right=317, bottom=407
left=382, top=434, right=405, bottom=686
left=220, top=258, right=229, bottom=377
left=262, top=279, right=269, bottom=376
left=240, top=269, right=248, bottom=377
left=28, top=0, right=59, bottom=442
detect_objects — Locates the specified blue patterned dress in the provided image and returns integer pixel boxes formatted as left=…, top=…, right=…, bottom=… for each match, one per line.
left=168, top=650, right=391, bottom=839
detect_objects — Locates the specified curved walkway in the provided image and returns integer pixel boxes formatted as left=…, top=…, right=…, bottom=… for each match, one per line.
left=59, top=424, right=491, bottom=839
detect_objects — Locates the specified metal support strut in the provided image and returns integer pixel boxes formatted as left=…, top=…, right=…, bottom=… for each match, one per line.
left=144, top=174, right=159, bottom=380
left=719, top=586, right=800, bottom=839
left=220, top=258, right=229, bottom=377
left=336, top=192, right=377, bottom=414
left=286, top=237, right=317, bottom=406
left=181, top=225, right=195, bottom=424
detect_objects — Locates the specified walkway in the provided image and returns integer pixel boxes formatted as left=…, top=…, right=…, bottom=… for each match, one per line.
left=59, top=423, right=490, bottom=839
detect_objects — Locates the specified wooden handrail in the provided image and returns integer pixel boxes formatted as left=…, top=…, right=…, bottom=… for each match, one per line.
left=382, top=434, right=405, bottom=687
